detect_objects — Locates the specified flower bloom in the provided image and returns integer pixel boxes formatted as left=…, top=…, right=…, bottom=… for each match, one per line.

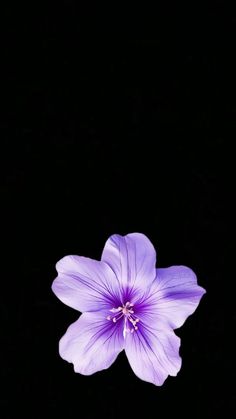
left=52, top=233, right=206, bottom=386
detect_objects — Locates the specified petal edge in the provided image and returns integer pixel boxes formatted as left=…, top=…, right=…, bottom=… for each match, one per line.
left=101, top=233, right=157, bottom=293
left=145, top=266, right=206, bottom=329
left=59, top=311, right=124, bottom=375
left=52, top=255, right=121, bottom=312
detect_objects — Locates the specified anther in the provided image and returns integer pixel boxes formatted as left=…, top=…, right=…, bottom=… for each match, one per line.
left=107, top=301, right=139, bottom=336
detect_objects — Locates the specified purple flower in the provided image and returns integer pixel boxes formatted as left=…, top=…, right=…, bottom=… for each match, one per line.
left=52, top=233, right=206, bottom=386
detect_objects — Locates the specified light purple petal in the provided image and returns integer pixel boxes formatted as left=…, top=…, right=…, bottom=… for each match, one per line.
left=101, top=233, right=156, bottom=292
left=144, top=266, right=206, bottom=329
left=124, top=321, right=181, bottom=386
left=52, top=255, right=121, bottom=312
left=59, top=311, right=124, bottom=375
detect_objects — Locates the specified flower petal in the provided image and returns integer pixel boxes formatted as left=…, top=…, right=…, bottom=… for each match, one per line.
left=59, top=311, right=124, bottom=375
left=145, top=266, right=206, bottom=329
left=125, top=321, right=181, bottom=386
left=52, top=255, right=121, bottom=312
left=101, top=233, right=156, bottom=293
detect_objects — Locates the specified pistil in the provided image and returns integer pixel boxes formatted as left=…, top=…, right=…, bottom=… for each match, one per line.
left=107, top=301, right=140, bottom=337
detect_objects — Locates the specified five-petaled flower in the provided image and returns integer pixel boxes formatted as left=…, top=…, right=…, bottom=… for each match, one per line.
left=52, top=233, right=206, bottom=386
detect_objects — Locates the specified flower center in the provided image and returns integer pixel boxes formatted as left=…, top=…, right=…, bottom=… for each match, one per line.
left=106, top=301, right=139, bottom=338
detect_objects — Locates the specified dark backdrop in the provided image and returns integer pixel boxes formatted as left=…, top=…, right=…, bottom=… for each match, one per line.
left=2, top=3, right=235, bottom=418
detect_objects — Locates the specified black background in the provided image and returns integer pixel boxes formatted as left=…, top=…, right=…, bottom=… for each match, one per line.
left=1, top=2, right=235, bottom=418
